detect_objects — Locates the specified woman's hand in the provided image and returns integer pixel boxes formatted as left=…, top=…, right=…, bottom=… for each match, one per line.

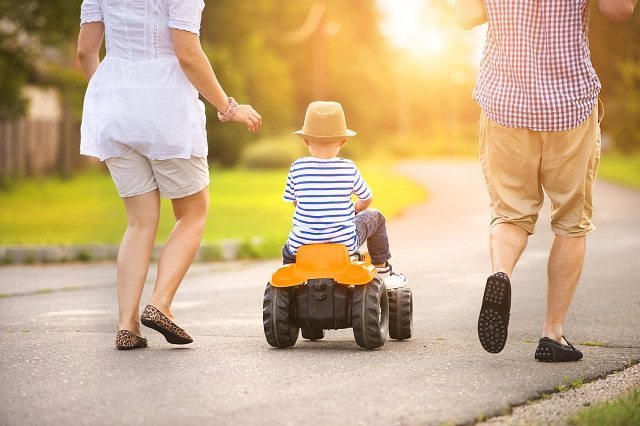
left=172, top=29, right=263, bottom=132
left=231, top=104, right=262, bottom=133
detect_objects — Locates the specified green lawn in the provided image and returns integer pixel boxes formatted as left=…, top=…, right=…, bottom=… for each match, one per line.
left=599, top=153, right=640, bottom=189
left=568, top=388, right=640, bottom=426
left=0, top=162, right=426, bottom=256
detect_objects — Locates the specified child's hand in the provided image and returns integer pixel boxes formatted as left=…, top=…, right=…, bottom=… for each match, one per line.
left=354, top=198, right=372, bottom=214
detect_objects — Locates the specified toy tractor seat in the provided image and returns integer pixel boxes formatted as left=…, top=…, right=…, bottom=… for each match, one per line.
left=271, top=243, right=376, bottom=287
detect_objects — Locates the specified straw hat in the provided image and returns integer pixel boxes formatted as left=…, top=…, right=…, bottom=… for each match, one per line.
left=293, top=101, right=357, bottom=142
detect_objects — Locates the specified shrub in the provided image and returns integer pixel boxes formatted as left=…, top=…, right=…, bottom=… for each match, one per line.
left=240, top=136, right=305, bottom=169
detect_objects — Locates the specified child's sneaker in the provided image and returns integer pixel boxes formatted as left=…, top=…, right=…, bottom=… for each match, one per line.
left=376, top=263, right=407, bottom=289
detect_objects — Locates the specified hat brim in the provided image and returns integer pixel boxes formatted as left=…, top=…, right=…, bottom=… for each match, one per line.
left=293, top=129, right=357, bottom=142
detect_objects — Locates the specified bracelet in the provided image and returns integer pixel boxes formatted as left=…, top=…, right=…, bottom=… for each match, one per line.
left=217, top=97, right=239, bottom=122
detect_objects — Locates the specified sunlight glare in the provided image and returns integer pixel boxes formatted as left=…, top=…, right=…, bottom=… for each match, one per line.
left=378, top=0, right=444, bottom=56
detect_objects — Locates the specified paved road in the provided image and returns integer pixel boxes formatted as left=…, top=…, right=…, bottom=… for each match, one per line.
left=1, top=160, right=639, bottom=425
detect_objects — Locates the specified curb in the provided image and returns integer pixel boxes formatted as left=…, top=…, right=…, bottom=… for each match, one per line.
left=0, top=237, right=266, bottom=265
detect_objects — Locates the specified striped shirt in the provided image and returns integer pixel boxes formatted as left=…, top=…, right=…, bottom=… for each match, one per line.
left=283, top=157, right=372, bottom=255
left=473, top=0, right=601, bottom=131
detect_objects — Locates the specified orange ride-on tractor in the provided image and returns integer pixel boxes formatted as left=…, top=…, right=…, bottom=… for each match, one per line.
left=262, top=244, right=413, bottom=349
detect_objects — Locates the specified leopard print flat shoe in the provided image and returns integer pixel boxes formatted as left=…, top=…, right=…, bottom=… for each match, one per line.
left=140, top=305, right=193, bottom=345
left=115, top=330, right=148, bottom=350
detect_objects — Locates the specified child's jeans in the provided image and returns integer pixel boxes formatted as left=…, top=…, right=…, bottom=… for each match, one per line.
left=282, top=208, right=392, bottom=265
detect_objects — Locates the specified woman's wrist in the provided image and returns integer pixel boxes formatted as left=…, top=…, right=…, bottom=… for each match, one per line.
left=217, top=97, right=239, bottom=122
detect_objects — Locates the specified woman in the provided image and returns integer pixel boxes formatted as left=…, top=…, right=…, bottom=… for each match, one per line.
left=77, top=0, right=261, bottom=350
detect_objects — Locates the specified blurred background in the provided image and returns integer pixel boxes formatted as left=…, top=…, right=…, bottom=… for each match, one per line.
left=0, top=0, right=638, bottom=259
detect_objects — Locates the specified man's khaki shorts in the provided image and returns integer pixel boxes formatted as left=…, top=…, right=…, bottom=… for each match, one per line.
left=105, top=149, right=210, bottom=199
left=478, top=101, right=603, bottom=237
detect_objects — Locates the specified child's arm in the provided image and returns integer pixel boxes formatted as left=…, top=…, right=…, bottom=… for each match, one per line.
left=355, top=197, right=372, bottom=214
left=283, top=164, right=297, bottom=204
left=353, top=165, right=373, bottom=214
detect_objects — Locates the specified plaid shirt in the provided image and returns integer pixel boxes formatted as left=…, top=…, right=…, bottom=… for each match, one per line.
left=473, top=0, right=601, bottom=131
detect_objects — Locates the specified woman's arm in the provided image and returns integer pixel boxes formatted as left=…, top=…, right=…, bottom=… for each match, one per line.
left=77, top=22, right=105, bottom=80
left=453, top=0, right=488, bottom=30
left=598, top=0, right=636, bottom=21
left=171, top=29, right=262, bottom=133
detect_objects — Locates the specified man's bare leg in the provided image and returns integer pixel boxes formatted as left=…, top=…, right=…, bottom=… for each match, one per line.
left=490, top=223, right=529, bottom=276
left=479, top=223, right=530, bottom=353
left=543, top=235, right=585, bottom=344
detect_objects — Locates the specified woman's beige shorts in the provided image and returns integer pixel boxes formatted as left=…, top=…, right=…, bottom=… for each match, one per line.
left=478, top=101, right=603, bottom=237
left=105, top=150, right=210, bottom=199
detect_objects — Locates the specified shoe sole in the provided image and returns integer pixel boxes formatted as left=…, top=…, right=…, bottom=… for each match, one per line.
left=141, top=318, right=192, bottom=345
left=478, top=275, right=510, bottom=354
left=535, top=344, right=554, bottom=362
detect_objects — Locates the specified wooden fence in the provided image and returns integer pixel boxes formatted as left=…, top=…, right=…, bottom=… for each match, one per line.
left=0, top=117, right=88, bottom=180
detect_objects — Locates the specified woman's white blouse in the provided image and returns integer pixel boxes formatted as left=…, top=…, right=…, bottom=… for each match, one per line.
left=80, top=0, right=208, bottom=161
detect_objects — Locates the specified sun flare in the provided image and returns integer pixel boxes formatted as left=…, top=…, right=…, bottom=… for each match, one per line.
left=378, top=0, right=445, bottom=56
left=377, top=0, right=486, bottom=66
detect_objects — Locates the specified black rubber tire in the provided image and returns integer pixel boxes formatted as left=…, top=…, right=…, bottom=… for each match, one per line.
left=351, top=278, right=388, bottom=349
left=263, top=284, right=299, bottom=348
left=388, top=287, right=413, bottom=340
left=301, top=328, right=325, bottom=341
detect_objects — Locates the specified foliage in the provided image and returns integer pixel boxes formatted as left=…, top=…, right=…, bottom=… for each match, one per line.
left=608, top=62, right=640, bottom=154
left=1, top=0, right=638, bottom=161
left=0, top=162, right=426, bottom=257
left=568, top=388, right=640, bottom=426
left=589, top=4, right=640, bottom=152
left=0, top=0, right=83, bottom=118
left=0, top=52, right=29, bottom=118
left=599, top=153, right=640, bottom=189
left=240, top=136, right=305, bottom=169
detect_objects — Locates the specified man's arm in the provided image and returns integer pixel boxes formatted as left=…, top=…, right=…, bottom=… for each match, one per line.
left=453, top=0, right=488, bottom=30
left=598, top=0, right=636, bottom=22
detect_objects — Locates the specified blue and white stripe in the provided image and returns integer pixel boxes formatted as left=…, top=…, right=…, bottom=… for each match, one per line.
left=283, top=157, right=372, bottom=255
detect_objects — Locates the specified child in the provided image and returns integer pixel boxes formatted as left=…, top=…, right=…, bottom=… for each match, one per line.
left=282, top=101, right=406, bottom=289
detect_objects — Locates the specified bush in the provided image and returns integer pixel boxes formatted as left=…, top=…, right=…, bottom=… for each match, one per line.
left=610, top=61, right=640, bottom=153
left=240, top=136, right=305, bottom=169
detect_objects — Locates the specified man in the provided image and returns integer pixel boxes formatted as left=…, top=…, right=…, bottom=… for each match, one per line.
left=454, top=0, right=636, bottom=361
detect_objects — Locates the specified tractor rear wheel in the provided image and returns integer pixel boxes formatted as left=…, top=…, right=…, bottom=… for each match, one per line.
left=263, top=284, right=299, bottom=348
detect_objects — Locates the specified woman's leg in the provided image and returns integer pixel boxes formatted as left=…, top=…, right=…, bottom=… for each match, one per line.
left=149, top=188, right=209, bottom=321
left=118, top=190, right=161, bottom=333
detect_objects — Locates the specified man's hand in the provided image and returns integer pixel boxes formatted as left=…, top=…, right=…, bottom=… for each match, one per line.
left=453, top=0, right=488, bottom=30
left=598, top=0, right=636, bottom=22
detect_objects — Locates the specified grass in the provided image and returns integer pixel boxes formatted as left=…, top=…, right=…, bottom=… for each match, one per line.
left=599, top=153, right=640, bottom=189
left=580, top=341, right=607, bottom=347
left=556, top=377, right=585, bottom=393
left=0, top=162, right=426, bottom=258
left=568, top=388, right=640, bottom=426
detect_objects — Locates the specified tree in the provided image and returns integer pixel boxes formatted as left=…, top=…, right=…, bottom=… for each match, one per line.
left=0, top=0, right=83, bottom=118
left=589, top=4, right=640, bottom=152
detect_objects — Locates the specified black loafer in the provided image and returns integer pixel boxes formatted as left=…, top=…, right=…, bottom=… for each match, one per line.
left=478, top=272, right=511, bottom=353
left=535, top=336, right=583, bottom=362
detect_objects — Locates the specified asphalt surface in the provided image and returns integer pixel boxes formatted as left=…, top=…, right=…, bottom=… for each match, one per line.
left=1, top=160, right=639, bottom=425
